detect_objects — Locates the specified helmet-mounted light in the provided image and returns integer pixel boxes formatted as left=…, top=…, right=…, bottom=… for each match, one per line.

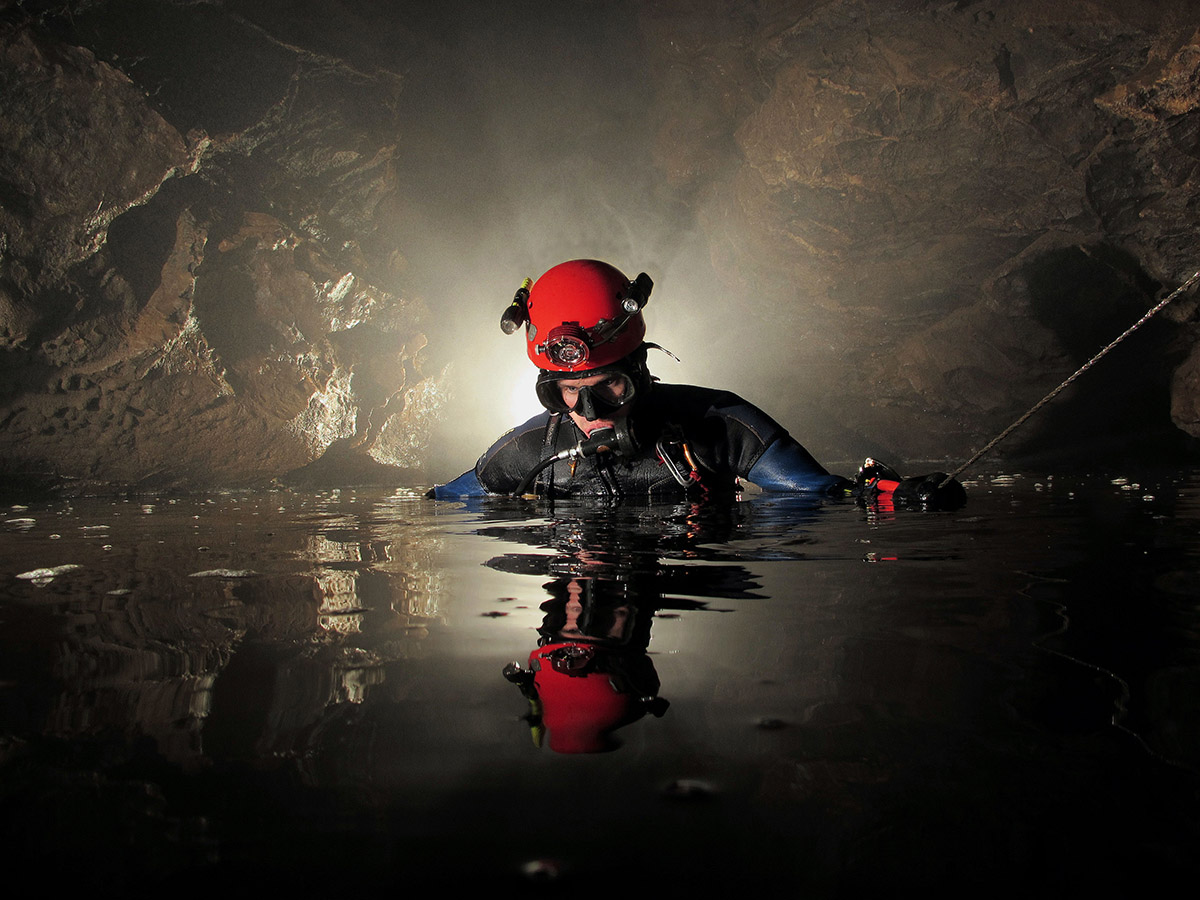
left=499, top=278, right=532, bottom=334
left=620, top=272, right=653, bottom=314
left=546, top=643, right=596, bottom=675
left=542, top=322, right=592, bottom=368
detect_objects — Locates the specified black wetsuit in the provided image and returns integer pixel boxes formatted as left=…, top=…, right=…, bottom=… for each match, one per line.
left=433, top=383, right=848, bottom=499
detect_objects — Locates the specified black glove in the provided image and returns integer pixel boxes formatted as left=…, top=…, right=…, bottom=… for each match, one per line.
left=892, top=472, right=967, bottom=509
left=852, top=458, right=902, bottom=497
left=852, top=459, right=966, bottom=510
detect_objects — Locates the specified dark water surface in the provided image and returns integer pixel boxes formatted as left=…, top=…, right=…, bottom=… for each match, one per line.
left=2, top=473, right=1199, bottom=894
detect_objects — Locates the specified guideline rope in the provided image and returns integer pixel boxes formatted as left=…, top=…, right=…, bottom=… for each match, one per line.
left=942, top=269, right=1200, bottom=487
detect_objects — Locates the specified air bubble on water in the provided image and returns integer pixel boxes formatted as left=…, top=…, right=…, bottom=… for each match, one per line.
left=519, top=859, right=563, bottom=882
left=661, top=778, right=715, bottom=800
left=17, top=564, right=83, bottom=585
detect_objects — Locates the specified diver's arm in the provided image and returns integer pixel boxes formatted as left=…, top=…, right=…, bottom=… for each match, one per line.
left=427, top=468, right=490, bottom=499
left=746, top=438, right=851, bottom=494
left=427, top=411, right=556, bottom=499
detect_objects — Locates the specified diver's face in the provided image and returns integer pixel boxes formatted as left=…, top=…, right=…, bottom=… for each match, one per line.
left=558, top=372, right=630, bottom=436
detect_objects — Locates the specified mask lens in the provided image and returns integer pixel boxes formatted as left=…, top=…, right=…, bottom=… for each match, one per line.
left=535, top=372, right=637, bottom=416
left=570, top=374, right=635, bottom=420
left=590, top=375, right=633, bottom=407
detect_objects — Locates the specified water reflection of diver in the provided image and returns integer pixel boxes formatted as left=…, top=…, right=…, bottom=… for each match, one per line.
left=488, top=501, right=771, bottom=754
left=503, top=576, right=671, bottom=754
left=429, top=259, right=965, bottom=508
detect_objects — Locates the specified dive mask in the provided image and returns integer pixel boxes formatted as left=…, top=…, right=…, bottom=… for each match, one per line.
left=535, top=369, right=639, bottom=420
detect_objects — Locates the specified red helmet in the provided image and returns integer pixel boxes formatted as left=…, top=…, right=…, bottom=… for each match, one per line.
left=528, top=641, right=640, bottom=753
left=519, top=260, right=652, bottom=372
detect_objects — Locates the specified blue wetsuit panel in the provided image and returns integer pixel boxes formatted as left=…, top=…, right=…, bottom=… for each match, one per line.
left=747, top=439, right=850, bottom=494
left=432, top=468, right=489, bottom=499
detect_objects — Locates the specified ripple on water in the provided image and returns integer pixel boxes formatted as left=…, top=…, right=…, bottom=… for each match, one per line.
left=0, top=478, right=1198, bottom=890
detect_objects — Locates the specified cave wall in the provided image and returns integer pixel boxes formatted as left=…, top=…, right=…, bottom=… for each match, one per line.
left=0, top=1, right=441, bottom=491
left=642, top=0, right=1200, bottom=461
left=3, top=0, right=1200, bottom=491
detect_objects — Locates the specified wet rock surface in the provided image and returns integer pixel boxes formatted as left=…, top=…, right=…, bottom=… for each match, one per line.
left=0, top=2, right=440, bottom=492
left=3, top=0, right=1200, bottom=491
left=644, top=0, right=1200, bottom=461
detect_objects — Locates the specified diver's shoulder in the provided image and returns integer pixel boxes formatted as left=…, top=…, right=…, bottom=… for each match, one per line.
left=652, top=381, right=739, bottom=398
left=510, top=409, right=555, bottom=434
left=653, top=381, right=753, bottom=409
left=482, top=410, right=555, bottom=454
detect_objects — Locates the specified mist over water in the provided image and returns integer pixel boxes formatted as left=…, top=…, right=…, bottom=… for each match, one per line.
left=384, top=2, right=774, bottom=481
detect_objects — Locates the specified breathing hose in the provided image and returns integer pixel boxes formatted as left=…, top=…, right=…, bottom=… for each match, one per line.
left=511, top=424, right=636, bottom=497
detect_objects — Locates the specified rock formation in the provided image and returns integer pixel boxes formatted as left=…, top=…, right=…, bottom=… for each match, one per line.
left=643, top=0, right=1200, bottom=462
left=3, top=0, right=1200, bottom=493
left=0, top=2, right=441, bottom=492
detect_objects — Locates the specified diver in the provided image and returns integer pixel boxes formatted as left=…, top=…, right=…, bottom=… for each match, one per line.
left=429, top=259, right=965, bottom=506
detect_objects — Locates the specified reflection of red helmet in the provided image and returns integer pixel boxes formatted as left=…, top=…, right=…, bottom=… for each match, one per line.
left=530, top=642, right=638, bottom=753
left=524, top=260, right=651, bottom=372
